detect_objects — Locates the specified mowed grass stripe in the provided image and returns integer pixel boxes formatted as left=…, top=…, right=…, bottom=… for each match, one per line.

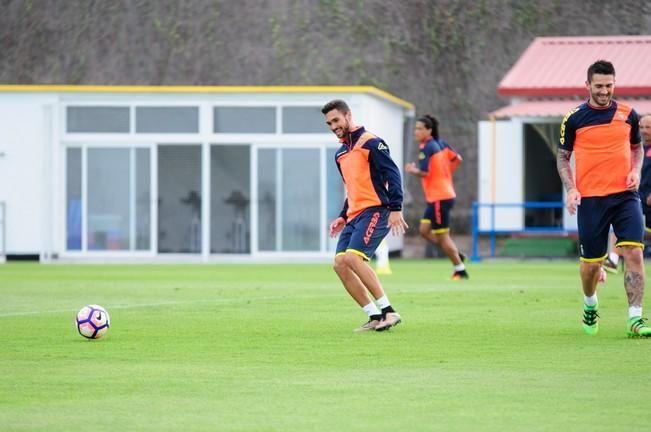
left=1, top=260, right=649, bottom=431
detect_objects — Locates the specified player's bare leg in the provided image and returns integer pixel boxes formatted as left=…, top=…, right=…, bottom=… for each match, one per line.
left=339, top=252, right=385, bottom=299
left=579, top=261, right=601, bottom=297
left=333, top=253, right=375, bottom=307
left=620, top=245, right=645, bottom=306
left=333, top=253, right=382, bottom=332
left=434, top=232, right=463, bottom=265
left=418, top=221, right=467, bottom=279
left=336, top=252, right=401, bottom=331
left=418, top=221, right=439, bottom=246
left=619, top=245, right=651, bottom=336
left=419, top=222, right=463, bottom=263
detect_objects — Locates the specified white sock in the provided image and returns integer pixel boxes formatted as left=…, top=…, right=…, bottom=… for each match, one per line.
left=629, top=306, right=642, bottom=319
left=454, top=263, right=466, bottom=271
left=375, top=240, right=390, bottom=268
left=584, top=294, right=598, bottom=307
left=362, top=302, right=381, bottom=317
left=609, top=252, right=619, bottom=265
left=376, top=295, right=391, bottom=309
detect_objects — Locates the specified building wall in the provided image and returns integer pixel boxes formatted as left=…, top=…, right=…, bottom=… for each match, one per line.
left=478, top=118, right=578, bottom=233
left=0, top=89, right=410, bottom=260
left=0, top=96, right=55, bottom=254
left=477, top=119, right=524, bottom=230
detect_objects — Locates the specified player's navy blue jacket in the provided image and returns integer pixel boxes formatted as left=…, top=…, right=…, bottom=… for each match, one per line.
left=335, top=126, right=403, bottom=221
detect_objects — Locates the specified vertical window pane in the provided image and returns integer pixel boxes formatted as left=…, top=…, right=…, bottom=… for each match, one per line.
left=87, top=149, right=130, bottom=250
left=214, top=107, right=276, bottom=133
left=67, top=107, right=129, bottom=133
left=257, top=149, right=277, bottom=251
left=66, top=148, right=82, bottom=250
left=326, top=148, right=345, bottom=251
left=211, top=145, right=250, bottom=253
left=136, top=107, right=199, bottom=133
left=281, top=149, right=320, bottom=251
left=135, top=148, right=151, bottom=250
left=282, top=107, right=329, bottom=133
left=158, top=145, right=202, bottom=253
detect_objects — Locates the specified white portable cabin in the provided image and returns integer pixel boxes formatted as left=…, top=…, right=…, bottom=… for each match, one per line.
left=0, top=85, right=414, bottom=262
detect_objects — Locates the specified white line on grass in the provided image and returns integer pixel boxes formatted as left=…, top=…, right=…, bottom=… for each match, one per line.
left=0, top=293, right=339, bottom=318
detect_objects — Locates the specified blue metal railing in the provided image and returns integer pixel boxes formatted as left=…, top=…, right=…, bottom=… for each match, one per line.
left=471, top=201, right=576, bottom=261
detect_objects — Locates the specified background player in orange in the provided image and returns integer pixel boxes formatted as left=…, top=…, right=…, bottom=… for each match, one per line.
left=322, top=99, right=408, bottom=332
left=557, top=60, right=650, bottom=337
left=637, top=114, right=651, bottom=242
left=604, top=114, right=651, bottom=273
left=405, top=114, right=468, bottom=280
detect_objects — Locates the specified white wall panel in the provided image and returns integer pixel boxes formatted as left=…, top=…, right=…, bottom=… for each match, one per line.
left=478, top=120, right=524, bottom=231
left=0, top=103, right=47, bottom=253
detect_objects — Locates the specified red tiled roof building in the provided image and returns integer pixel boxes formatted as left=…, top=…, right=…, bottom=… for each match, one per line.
left=492, top=36, right=651, bottom=118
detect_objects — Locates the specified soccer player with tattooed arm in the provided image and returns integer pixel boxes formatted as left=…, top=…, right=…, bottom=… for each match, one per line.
left=556, top=60, right=651, bottom=337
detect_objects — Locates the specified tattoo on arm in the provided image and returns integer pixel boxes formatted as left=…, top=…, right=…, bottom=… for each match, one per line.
left=624, top=270, right=644, bottom=307
left=631, top=143, right=644, bottom=174
left=556, top=149, right=575, bottom=192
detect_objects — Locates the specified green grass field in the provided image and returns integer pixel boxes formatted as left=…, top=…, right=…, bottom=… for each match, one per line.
left=1, top=260, right=650, bottom=431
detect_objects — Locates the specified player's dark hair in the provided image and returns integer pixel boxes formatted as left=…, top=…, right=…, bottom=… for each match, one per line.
left=587, top=60, right=615, bottom=82
left=321, top=99, right=350, bottom=115
left=417, top=114, right=439, bottom=139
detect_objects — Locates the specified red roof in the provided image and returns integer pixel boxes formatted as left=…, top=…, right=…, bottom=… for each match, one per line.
left=498, top=36, right=651, bottom=97
left=491, top=98, right=651, bottom=119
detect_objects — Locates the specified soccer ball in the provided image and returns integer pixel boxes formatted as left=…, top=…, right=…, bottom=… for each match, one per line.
left=76, top=305, right=110, bottom=339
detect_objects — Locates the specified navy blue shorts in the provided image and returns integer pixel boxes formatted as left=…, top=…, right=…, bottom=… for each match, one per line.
left=577, top=191, right=644, bottom=261
left=422, top=199, right=454, bottom=233
left=336, top=206, right=390, bottom=261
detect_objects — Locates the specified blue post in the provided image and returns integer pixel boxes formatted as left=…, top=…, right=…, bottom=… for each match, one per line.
left=471, top=202, right=480, bottom=262
left=490, top=203, right=496, bottom=257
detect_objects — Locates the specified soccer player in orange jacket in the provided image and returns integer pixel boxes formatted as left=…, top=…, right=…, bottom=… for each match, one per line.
left=405, top=114, right=468, bottom=280
left=322, top=99, right=408, bottom=332
left=557, top=60, right=650, bottom=337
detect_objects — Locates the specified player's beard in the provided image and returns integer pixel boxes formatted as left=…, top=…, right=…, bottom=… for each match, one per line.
left=335, top=119, right=351, bottom=138
left=591, top=90, right=611, bottom=107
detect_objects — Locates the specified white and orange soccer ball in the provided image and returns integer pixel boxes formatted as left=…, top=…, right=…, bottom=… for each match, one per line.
left=76, top=305, right=110, bottom=339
